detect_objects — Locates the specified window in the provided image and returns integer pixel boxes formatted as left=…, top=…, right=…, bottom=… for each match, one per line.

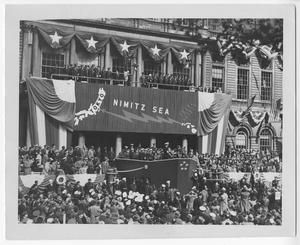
left=235, top=128, right=248, bottom=149
left=237, top=68, right=249, bottom=100
left=41, top=52, right=65, bottom=78
left=144, top=59, right=161, bottom=75
left=173, top=63, right=190, bottom=79
left=261, top=71, right=272, bottom=101
left=260, top=128, right=272, bottom=153
left=112, top=56, right=131, bottom=74
left=212, top=65, right=224, bottom=91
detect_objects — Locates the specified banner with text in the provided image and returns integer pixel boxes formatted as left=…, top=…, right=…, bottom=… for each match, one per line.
left=74, top=83, right=199, bottom=134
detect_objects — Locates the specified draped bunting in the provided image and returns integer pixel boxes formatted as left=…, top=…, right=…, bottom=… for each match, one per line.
left=229, top=109, right=268, bottom=128
left=205, top=37, right=282, bottom=67
left=26, top=78, right=76, bottom=130
left=75, top=32, right=110, bottom=54
left=25, top=22, right=198, bottom=59
left=36, top=26, right=75, bottom=49
left=110, top=36, right=140, bottom=58
left=140, top=40, right=170, bottom=61
left=170, top=47, right=193, bottom=64
left=197, top=92, right=232, bottom=136
left=19, top=174, right=105, bottom=189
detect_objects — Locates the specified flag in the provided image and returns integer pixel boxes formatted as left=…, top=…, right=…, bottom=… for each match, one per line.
left=197, top=92, right=232, bottom=155
left=26, top=77, right=76, bottom=147
left=270, top=98, right=281, bottom=122
left=252, top=72, right=260, bottom=94
left=38, top=175, right=56, bottom=192
left=241, top=95, right=256, bottom=118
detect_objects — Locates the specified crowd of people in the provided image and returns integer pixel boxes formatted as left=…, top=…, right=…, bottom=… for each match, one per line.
left=18, top=143, right=282, bottom=225
left=55, top=64, right=131, bottom=85
left=49, top=64, right=223, bottom=92
left=139, top=72, right=192, bottom=88
left=118, top=142, right=281, bottom=173
left=18, top=164, right=282, bottom=225
left=19, top=143, right=281, bottom=177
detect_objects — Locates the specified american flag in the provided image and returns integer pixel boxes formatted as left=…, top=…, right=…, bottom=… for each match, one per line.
left=38, top=175, right=56, bottom=192
left=270, top=98, right=282, bottom=122
left=222, top=173, right=231, bottom=182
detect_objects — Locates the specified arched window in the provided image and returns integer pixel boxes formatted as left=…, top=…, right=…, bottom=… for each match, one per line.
left=235, top=128, right=248, bottom=149
left=260, top=128, right=273, bottom=153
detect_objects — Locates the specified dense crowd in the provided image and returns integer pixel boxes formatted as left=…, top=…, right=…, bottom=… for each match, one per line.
left=18, top=167, right=282, bottom=225
left=118, top=142, right=281, bottom=173
left=58, top=64, right=131, bottom=85
left=19, top=143, right=281, bottom=177
left=47, top=63, right=225, bottom=92
left=18, top=143, right=282, bottom=225
left=140, top=72, right=192, bottom=87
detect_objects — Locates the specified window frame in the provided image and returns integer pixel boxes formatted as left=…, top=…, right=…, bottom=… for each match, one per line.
left=211, top=64, right=225, bottom=92
left=237, top=67, right=250, bottom=100
left=41, top=52, right=65, bottom=79
left=173, top=62, right=190, bottom=79
left=259, top=128, right=273, bottom=153
left=112, top=56, right=131, bottom=74
left=143, top=59, right=161, bottom=75
left=235, top=128, right=249, bottom=149
left=260, top=70, right=273, bottom=102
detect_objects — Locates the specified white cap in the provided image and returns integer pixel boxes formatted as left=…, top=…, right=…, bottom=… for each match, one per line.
left=199, top=206, right=206, bottom=211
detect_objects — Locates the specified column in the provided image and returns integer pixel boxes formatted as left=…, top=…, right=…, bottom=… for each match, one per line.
left=32, top=30, right=41, bottom=77
left=58, top=125, right=67, bottom=149
left=21, top=28, right=33, bottom=80
left=105, top=42, right=112, bottom=70
left=26, top=116, right=31, bottom=147
left=35, top=105, right=46, bottom=146
left=191, top=53, right=195, bottom=86
left=161, top=60, right=167, bottom=74
left=115, top=135, right=122, bottom=158
left=150, top=136, right=156, bottom=148
left=136, top=46, right=143, bottom=87
left=182, top=137, right=188, bottom=152
left=194, top=51, right=201, bottom=87
left=70, top=38, right=77, bottom=64
left=131, top=56, right=137, bottom=87
left=78, top=133, right=85, bottom=148
left=167, top=52, right=173, bottom=74
left=100, top=52, right=105, bottom=71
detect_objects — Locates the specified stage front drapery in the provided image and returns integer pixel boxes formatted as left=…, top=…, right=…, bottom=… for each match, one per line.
left=26, top=77, right=76, bottom=147
left=25, top=78, right=231, bottom=154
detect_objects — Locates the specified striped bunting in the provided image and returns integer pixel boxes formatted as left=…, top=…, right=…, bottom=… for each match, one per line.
left=38, top=175, right=56, bottom=192
left=197, top=92, right=231, bottom=155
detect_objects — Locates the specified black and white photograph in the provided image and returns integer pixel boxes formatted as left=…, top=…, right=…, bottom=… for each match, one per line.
left=4, top=3, right=297, bottom=240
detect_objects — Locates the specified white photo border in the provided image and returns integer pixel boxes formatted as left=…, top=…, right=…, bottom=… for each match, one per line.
left=5, top=4, right=296, bottom=239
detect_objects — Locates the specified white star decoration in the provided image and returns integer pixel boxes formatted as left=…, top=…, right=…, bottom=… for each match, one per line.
left=151, top=44, right=161, bottom=56
left=49, top=31, right=62, bottom=44
left=86, top=36, right=98, bottom=49
left=120, top=40, right=131, bottom=52
left=180, top=49, right=190, bottom=60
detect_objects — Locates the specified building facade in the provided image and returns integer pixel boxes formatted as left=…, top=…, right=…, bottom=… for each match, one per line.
left=19, top=18, right=283, bottom=155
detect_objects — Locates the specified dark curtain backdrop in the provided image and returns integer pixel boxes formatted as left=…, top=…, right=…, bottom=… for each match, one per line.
left=74, top=83, right=198, bottom=135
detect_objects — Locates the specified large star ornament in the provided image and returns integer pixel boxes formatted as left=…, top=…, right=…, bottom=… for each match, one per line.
left=86, top=36, right=98, bottom=49
left=151, top=44, right=161, bottom=56
left=180, top=49, right=190, bottom=60
left=120, top=40, right=131, bottom=52
left=49, top=31, right=62, bottom=44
